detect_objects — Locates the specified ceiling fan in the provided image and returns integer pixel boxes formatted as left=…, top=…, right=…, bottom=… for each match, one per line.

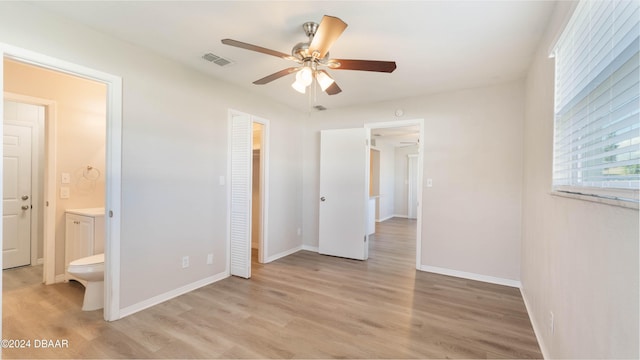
left=221, top=15, right=397, bottom=95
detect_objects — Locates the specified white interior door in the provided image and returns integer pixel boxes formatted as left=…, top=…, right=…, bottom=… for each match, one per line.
left=3, top=124, right=32, bottom=269
left=319, top=128, right=369, bottom=260
left=229, top=112, right=252, bottom=278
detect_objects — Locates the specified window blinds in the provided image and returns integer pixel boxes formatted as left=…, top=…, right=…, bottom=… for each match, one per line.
left=552, top=0, right=639, bottom=198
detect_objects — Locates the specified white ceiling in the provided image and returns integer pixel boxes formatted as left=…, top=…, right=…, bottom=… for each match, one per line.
left=30, top=1, right=556, bottom=112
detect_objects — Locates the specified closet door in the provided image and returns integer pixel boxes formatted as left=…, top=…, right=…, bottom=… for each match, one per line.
left=229, top=112, right=252, bottom=278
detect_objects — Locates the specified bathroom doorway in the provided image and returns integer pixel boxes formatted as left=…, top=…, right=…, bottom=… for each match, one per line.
left=1, top=45, right=123, bottom=321
left=3, top=59, right=107, bottom=284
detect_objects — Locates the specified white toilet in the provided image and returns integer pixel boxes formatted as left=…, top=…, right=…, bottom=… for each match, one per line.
left=67, top=253, right=105, bottom=311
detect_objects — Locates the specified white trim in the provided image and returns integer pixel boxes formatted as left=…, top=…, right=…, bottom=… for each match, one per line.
left=1, top=43, right=123, bottom=321
left=119, top=271, right=229, bottom=319
left=4, top=93, right=57, bottom=285
left=550, top=190, right=639, bottom=210
left=301, top=244, right=318, bottom=252
left=36, top=258, right=44, bottom=265
left=376, top=214, right=395, bottom=222
left=419, top=265, right=522, bottom=288
left=252, top=116, right=270, bottom=264
left=389, top=214, right=409, bottom=219
left=365, top=119, right=425, bottom=270
left=54, top=273, right=65, bottom=283
left=265, top=245, right=302, bottom=263
left=520, top=287, right=549, bottom=360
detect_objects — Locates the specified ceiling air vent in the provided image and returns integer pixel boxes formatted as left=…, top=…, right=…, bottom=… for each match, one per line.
left=202, top=53, right=233, bottom=66
left=313, top=105, right=327, bottom=111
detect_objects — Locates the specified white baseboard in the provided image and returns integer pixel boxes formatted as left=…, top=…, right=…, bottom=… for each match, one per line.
left=301, top=244, right=318, bottom=252
left=54, top=274, right=65, bottom=283
left=376, top=214, right=395, bottom=222
left=520, top=287, right=549, bottom=360
left=419, top=265, right=522, bottom=288
left=393, top=214, right=409, bottom=219
left=119, top=271, right=229, bottom=319
left=265, top=245, right=302, bottom=263
left=36, top=258, right=44, bottom=265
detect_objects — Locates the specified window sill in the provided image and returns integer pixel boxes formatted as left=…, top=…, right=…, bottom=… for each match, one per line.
left=550, top=191, right=639, bottom=210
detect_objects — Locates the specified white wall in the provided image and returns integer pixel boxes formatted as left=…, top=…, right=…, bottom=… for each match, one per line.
left=521, top=2, right=639, bottom=358
left=0, top=2, right=303, bottom=311
left=303, top=80, right=524, bottom=283
left=377, top=142, right=395, bottom=221
left=394, top=145, right=419, bottom=217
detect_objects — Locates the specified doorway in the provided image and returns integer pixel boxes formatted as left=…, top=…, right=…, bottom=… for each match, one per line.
left=365, top=119, right=424, bottom=269
left=1, top=44, right=123, bottom=321
left=228, top=110, right=269, bottom=279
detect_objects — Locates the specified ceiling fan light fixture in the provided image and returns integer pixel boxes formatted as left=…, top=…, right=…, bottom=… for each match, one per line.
left=291, top=80, right=306, bottom=94
left=316, top=71, right=335, bottom=91
left=297, top=66, right=313, bottom=86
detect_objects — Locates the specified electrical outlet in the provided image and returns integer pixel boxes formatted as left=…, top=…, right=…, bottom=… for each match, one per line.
left=207, top=253, right=213, bottom=265
left=549, top=311, right=555, bottom=334
left=182, top=256, right=189, bottom=268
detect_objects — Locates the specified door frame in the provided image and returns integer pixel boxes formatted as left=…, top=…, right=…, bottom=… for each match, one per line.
left=251, top=117, right=269, bottom=264
left=0, top=43, right=123, bottom=321
left=4, top=93, right=55, bottom=281
left=364, top=119, right=424, bottom=269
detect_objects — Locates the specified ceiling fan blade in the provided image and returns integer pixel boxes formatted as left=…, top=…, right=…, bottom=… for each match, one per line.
left=309, top=15, right=347, bottom=59
left=222, top=39, right=294, bottom=61
left=325, top=81, right=342, bottom=95
left=253, top=67, right=299, bottom=85
left=330, top=59, right=397, bottom=73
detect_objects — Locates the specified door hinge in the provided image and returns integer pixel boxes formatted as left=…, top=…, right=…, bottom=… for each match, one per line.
left=364, top=235, right=367, bottom=242
left=109, top=210, right=114, bottom=218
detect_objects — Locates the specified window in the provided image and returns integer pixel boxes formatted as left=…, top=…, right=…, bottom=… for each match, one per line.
left=552, top=0, right=640, bottom=202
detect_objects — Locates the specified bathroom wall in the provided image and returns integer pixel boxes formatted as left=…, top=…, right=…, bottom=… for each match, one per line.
left=4, top=59, right=106, bottom=276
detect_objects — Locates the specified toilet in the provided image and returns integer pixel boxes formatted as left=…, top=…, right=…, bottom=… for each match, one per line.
left=67, top=253, right=105, bottom=311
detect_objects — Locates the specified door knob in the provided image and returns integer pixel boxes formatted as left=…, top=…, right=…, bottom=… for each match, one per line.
left=21, top=195, right=29, bottom=201
left=320, top=196, right=326, bottom=202
left=21, top=205, right=30, bottom=210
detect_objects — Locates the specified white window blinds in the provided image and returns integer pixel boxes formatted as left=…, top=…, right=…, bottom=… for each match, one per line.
left=552, top=0, right=640, bottom=201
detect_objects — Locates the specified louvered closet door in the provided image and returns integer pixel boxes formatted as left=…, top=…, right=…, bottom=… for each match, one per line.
left=230, top=113, right=252, bottom=278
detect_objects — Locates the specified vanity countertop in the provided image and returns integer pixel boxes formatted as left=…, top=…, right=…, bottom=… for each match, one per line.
left=65, top=208, right=105, bottom=217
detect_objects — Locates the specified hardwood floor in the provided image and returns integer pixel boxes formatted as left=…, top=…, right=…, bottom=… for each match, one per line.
left=2, top=218, right=542, bottom=359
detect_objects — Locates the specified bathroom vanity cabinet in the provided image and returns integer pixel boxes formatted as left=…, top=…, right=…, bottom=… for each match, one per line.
left=64, top=208, right=105, bottom=281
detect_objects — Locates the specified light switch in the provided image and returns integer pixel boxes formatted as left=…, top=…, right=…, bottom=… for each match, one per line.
left=426, top=178, right=433, bottom=187
left=60, top=187, right=70, bottom=199
left=61, top=173, right=71, bottom=184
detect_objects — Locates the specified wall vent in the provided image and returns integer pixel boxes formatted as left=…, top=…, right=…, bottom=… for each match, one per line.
left=202, top=53, right=233, bottom=66
left=313, top=105, right=327, bottom=111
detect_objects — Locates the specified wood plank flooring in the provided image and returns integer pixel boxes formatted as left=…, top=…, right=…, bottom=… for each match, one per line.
left=2, top=218, right=542, bottom=359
